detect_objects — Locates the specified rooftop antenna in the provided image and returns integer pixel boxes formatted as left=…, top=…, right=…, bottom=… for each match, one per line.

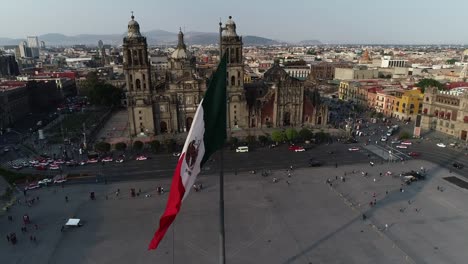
left=131, top=11, right=134, bottom=19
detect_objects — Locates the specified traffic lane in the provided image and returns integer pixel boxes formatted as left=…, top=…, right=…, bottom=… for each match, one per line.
left=19, top=143, right=377, bottom=181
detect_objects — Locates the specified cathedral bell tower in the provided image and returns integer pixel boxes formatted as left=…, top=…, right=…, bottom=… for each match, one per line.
left=220, top=16, right=246, bottom=129
left=123, top=13, right=155, bottom=136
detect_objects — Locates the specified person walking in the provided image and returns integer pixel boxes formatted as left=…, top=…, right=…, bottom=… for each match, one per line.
left=65, top=196, right=69, bottom=202
left=6, top=234, right=10, bottom=243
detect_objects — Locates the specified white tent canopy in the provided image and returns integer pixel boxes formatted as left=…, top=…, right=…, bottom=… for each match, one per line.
left=65, top=218, right=81, bottom=226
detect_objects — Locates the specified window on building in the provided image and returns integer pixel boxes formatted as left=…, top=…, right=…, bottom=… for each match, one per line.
left=139, top=111, right=142, bottom=114
left=142, top=74, right=145, bottom=81
left=127, top=52, right=132, bottom=66
left=234, top=105, right=236, bottom=109
left=139, top=117, right=142, bottom=120
left=451, top=124, right=455, bottom=129
left=136, top=79, right=141, bottom=90
left=231, top=76, right=235, bottom=86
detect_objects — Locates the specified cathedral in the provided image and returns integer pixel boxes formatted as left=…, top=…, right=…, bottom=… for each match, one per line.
left=123, top=15, right=328, bottom=137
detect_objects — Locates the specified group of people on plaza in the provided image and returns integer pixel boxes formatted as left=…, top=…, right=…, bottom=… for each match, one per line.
left=5, top=212, right=39, bottom=245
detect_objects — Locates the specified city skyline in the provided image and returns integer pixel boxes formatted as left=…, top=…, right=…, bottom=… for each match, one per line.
left=1, top=0, right=468, bottom=44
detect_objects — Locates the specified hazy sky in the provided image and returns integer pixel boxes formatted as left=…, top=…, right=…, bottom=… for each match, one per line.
left=1, top=0, right=467, bottom=44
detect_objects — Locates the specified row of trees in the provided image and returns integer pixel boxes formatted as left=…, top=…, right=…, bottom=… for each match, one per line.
left=228, top=128, right=330, bottom=146
left=82, top=72, right=123, bottom=107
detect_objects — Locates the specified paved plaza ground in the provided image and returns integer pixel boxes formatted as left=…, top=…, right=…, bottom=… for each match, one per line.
left=1, top=159, right=468, bottom=263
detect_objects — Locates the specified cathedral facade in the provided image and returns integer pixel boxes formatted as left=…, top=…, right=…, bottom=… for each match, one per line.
left=123, top=15, right=328, bottom=137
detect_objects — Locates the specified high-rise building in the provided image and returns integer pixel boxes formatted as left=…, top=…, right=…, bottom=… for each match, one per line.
left=18, top=41, right=29, bottom=58
left=26, top=36, right=40, bottom=58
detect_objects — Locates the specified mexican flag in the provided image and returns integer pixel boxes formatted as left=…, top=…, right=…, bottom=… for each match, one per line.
left=148, top=54, right=227, bottom=250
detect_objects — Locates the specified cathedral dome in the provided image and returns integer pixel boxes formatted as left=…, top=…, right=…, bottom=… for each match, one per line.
left=127, top=14, right=142, bottom=38
left=171, top=29, right=191, bottom=59
left=222, top=16, right=238, bottom=37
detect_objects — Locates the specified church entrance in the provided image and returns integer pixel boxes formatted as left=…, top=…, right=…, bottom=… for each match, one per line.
left=186, top=117, right=193, bottom=131
left=160, top=121, right=168, bottom=134
left=317, top=116, right=322, bottom=125
left=283, top=112, right=291, bottom=126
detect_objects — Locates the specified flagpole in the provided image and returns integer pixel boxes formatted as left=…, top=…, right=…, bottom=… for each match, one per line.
left=219, top=19, right=226, bottom=264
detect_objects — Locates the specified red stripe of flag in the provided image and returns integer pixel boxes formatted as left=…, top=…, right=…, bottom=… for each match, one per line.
left=148, top=153, right=187, bottom=250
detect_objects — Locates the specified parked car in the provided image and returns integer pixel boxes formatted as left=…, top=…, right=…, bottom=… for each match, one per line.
left=453, top=162, right=464, bottom=169
left=35, top=165, right=47, bottom=171
left=172, top=152, right=181, bottom=157
left=380, top=136, right=388, bottom=142
left=408, top=152, right=420, bottom=157
left=236, top=146, right=249, bottom=153
left=437, top=143, right=446, bottom=148
left=11, top=164, right=22, bottom=170
left=87, top=158, right=99, bottom=164
left=49, top=164, right=60, bottom=170
left=401, top=141, right=412, bottom=145
left=54, top=159, right=65, bottom=164
left=66, top=160, right=78, bottom=167
left=396, top=145, right=408, bottom=149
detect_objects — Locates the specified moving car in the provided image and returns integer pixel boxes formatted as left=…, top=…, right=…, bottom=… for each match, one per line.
left=408, top=152, right=420, bottom=157
left=87, top=158, right=99, bottom=164
left=236, top=146, right=249, bottom=153
left=396, top=145, right=408, bottom=149
left=101, top=157, right=113, bottom=162
left=3, top=147, right=9, bottom=152
left=172, top=152, right=181, bottom=157
left=401, top=141, right=412, bottom=145
left=348, top=147, right=360, bottom=151
left=288, top=145, right=305, bottom=152
left=25, top=182, right=40, bottom=190
left=437, top=143, right=446, bottom=148
left=136, top=155, right=148, bottom=161
left=309, top=160, right=324, bottom=167
left=53, top=175, right=67, bottom=183
left=54, top=159, right=65, bottom=164
left=453, top=162, right=464, bottom=169
left=38, top=178, right=52, bottom=185
left=381, top=136, right=388, bottom=142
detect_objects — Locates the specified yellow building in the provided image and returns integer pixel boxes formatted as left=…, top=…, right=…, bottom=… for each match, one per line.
left=393, top=89, right=423, bottom=121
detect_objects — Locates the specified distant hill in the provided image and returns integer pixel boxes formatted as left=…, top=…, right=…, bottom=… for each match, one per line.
left=297, top=39, right=323, bottom=45
left=0, top=30, right=286, bottom=46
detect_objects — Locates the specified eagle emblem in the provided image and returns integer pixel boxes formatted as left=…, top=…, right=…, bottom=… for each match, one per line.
left=185, top=139, right=200, bottom=170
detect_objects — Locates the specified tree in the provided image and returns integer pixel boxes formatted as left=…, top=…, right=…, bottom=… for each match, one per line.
left=148, top=140, right=161, bottom=153
left=399, top=131, right=411, bottom=140
left=376, top=112, right=384, bottom=119
left=88, top=83, right=123, bottom=107
left=258, top=135, right=269, bottom=145
left=271, top=130, right=286, bottom=143
left=133, top=140, right=144, bottom=150
left=115, top=142, right=127, bottom=151
left=314, top=131, right=330, bottom=144
left=164, top=139, right=176, bottom=153
left=228, top=137, right=239, bottom=145
left=415, top=78, right=445, bottom=93
left=245, top=135, right=256, bottom=145
left=285, top=128, right=299, bottom=142
left=95, top=141, right=111, bottom=152
left=299, top=128, right=313, bottom=141
left=446, top=59, right=458, bottom=65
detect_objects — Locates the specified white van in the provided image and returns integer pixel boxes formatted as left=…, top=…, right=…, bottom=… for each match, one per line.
left=236, top=146, right=249, bottom=153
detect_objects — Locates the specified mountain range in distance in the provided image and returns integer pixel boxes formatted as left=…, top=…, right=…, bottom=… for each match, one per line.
left=0, top=30, right=322, bottom=47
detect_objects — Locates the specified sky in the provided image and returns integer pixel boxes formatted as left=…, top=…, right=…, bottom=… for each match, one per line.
left=1, top=0, right=467, bottom=44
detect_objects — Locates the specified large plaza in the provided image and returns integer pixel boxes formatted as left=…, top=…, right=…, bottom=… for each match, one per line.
left=1, top=159, right=468, bottom=263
